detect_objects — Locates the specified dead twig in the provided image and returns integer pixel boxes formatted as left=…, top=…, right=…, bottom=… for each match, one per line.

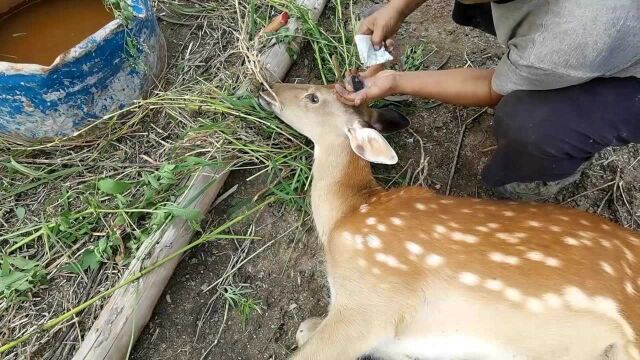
left=446, top=107, right=487, bottom=195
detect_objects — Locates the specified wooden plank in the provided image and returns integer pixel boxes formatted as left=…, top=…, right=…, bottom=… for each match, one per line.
left=73, top=0, right=328, bottom=358
left=72, top=167, right=229, bottom=359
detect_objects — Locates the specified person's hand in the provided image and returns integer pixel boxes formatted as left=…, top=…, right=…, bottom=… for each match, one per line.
left=335, top=69, right=399, bottom=106
left=359, top=3, right=405, bottom=49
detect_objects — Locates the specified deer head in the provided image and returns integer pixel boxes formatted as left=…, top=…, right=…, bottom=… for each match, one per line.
left=259, top=83, right=409, bottom=165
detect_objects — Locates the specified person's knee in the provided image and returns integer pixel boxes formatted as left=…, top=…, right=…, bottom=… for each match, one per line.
left=493, top=91, right=559, bottom=156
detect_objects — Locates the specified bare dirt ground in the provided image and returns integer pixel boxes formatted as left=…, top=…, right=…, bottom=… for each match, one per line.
left=132, top=1, right=640, bottom=359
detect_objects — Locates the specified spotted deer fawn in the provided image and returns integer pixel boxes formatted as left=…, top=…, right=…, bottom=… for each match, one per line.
left=259, top=84, right=640, bottom=360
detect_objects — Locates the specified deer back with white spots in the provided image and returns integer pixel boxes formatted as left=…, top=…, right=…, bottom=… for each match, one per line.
left=260, top=84, right=640, bottom=360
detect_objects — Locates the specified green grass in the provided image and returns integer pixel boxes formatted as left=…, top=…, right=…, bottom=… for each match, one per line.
left=222, top=284, right=264, bottom=328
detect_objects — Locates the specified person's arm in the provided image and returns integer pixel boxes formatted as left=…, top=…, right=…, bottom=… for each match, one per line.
left=396, top=68, right=503, bottom=107
left=359, top=0, right=427, bottom=48
left=336, top=68, right=503, bottom=108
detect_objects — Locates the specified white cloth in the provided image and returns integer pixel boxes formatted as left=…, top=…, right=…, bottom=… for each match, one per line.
left=355, top=35, right=393, bottom=67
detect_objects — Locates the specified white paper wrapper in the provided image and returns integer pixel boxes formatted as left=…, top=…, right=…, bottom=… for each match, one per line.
left=354, top=34, right=393, bottom=67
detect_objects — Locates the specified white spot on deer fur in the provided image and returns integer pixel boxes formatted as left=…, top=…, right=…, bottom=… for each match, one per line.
left=555, top=215, right=570, bottom=221
left=448, top=222, right=461, bottom=228
left=460, top=209, right=472, bottom=213
left=488, top=252, right=520, bottom=265
left=425, top=253, right=444, bottom=267
left=549, top=225, right=562, bottom=232
left=628, top=235, right=640, bottom=246
left=624, top=264, right=632, bottom=276
left=600, top=262, right=615, bottom=276
left=366, top=235, right=382, bottom=249
left=434, top=225, right=448, bottom=234
left=450, top=231, right=479, bottom=243
left=428, top=204, right=438, bottom=209
left=580, top=239, right=593, bottom=246
left=526, top=297, right=545, bottom=313
left=544, top=257, right=561, bottom=267
left=601, top=224, right=611, bottom=230
left=458, top=272, right=480, bottom=286
left=415, top=203, right=427, bottom=210
left=376, top=224, right=387, bottom=232
left=527, top=221, right=542, bottom=227
left=390, top=217, right=403, bottom=226
left=405, top=242, right=424, bottom=255
left=357, top=258, right=367, bottom=267
left=542, top=293, right=564, bottom=309
left=563, top=287, right=590, bottom=309
left=502, top=211, right=516, bottom=217
left=484, top=279, right=504, bottom=291
left=577, top=231, right=594, bottom=238
left=525, top=251, right=545, bottom=262
left=622, top=246, right=636, bottom=263
left=579, top=219, right=591, bottom=226
left=600, top=239, right=612, bottom=248
left=625, top=281, right=637, bottom=296
left=475, top=226, right=490, bottom=232
left=504, top=288, right=523, bottom=302
left=487, top=223, right=500, bottom=229
left=440, top=199, right=454, bottom=204
left=359, top=204, right=369, bottom=213
left=496, top=232, right=526, bottom=244
left=374, top=253, right=408, bottom=270
left=353, top=235, right=365, bottom=250
left=563, top=237, right=581, bottom=246
left=365, top=217, right=377, bottom=225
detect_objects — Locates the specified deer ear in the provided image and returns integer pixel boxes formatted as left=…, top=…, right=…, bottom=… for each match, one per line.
left=345, top=127, right=398, bottom=165
left=366, top=108, right=410, bottom=134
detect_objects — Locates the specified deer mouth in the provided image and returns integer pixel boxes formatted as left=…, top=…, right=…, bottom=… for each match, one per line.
left=259, top=91, right=278, bottom=112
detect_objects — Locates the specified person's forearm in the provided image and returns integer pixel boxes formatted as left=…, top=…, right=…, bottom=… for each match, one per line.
left=393, top=68, right=503, bottom=107
left=388, top=0, right=428, bottom=18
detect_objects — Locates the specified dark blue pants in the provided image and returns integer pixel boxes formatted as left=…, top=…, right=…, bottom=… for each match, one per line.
left=452, top=2, right=640, bottom=187
left=483, top=77, right=640, bottom=187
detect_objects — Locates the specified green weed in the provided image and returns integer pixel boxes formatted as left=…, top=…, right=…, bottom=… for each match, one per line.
left=222, top=284, right=263, bottom=328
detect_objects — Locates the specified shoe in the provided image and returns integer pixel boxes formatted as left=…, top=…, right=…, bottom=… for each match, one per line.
left=492, top=163, right=587, bottom=201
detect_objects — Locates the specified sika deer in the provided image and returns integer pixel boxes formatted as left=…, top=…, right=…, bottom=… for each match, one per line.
left=259, top=84, right=640, bottom=360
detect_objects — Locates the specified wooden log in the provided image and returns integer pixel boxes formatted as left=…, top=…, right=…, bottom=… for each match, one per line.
left=261, top=0, right=328, bottom=84
left=72, top=167, right=229, bottom=360
left=73, top=0, right=329, bottom=358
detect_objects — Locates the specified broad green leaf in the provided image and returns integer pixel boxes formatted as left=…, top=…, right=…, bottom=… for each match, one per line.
left=164, top=207, right=203, bottom=223
left=97, top=178, right=132, bottom=195
left=15, top=206, right=26, bottom=219
left=64, top=249, right=101, bottom=274
left=8, top=256, right=39, bottom=270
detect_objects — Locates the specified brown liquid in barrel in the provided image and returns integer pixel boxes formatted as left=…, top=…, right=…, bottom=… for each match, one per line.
left=0, top=0, right=114, bottom=66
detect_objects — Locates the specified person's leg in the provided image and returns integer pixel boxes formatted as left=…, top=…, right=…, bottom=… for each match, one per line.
left=451, top=1, right=496, bottom=36
left=482, top=77, right=640, bottom=199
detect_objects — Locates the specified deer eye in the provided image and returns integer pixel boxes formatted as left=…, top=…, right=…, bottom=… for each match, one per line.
left=305, top=93, right=319, bottom=104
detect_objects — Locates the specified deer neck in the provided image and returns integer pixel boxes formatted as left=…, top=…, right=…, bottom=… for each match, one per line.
left=310, top=139, right=380, bottom=242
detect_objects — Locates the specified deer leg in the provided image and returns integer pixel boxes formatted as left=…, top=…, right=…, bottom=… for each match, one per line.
left=290, top=308, right=393, bottom=360
left=296, top=317, right=323, bottom=347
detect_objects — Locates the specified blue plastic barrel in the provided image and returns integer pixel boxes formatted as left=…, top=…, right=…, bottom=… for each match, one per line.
left=0, top=0, right=166, bottom=138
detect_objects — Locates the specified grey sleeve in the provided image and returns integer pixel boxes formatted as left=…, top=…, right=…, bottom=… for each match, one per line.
left=491, top=53, right=597, bottom=95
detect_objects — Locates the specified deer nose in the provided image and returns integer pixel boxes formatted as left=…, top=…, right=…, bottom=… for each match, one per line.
left=258, top=89, right=276, bottom=111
